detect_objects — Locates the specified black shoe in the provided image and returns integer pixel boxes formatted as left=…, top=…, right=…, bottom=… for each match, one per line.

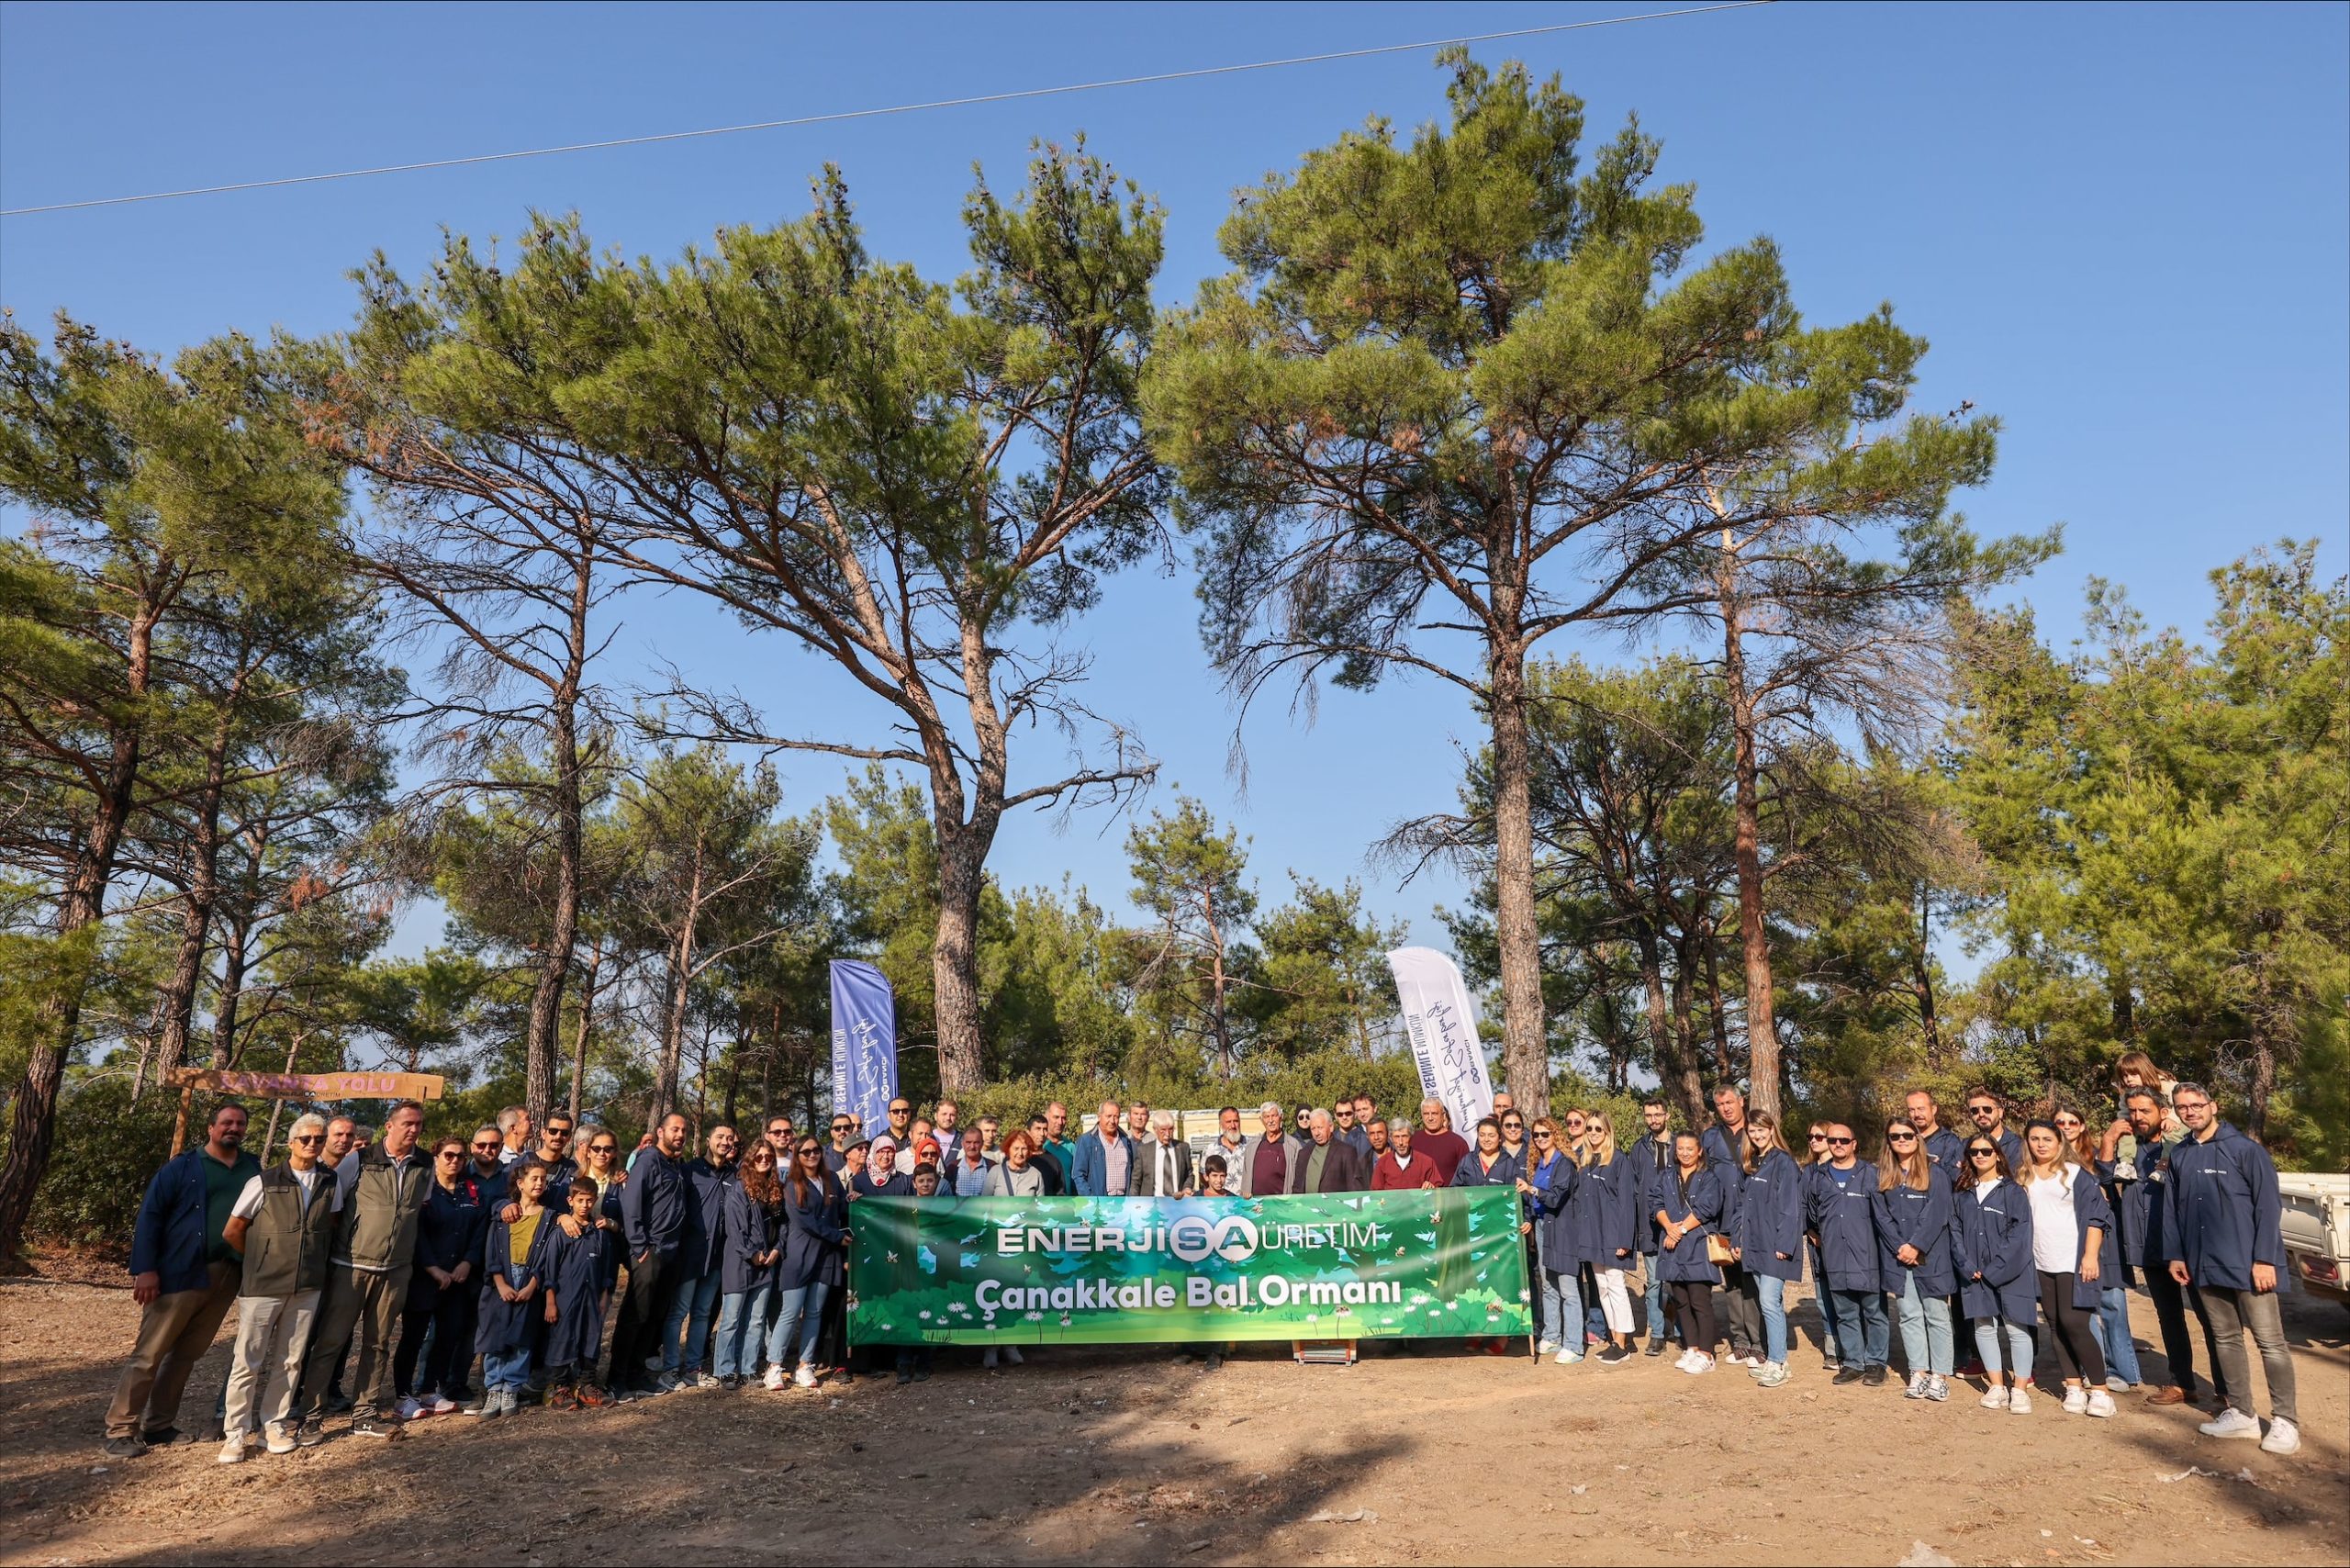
left=1644, top=1338, right=1669, bottom=1358
left=895, top=1368, right=914, bottom=1384
left=296, top=1418, right=327, bottom=1448
left=1204, top=1354, right=1224, bottom=1372
left=102, top=1436, right=148, bottom=1460
left=325, top=1393, right=354, bottom=1415
left=1597, top=1345, right=1633, bottom=1366
left=1832, top=1366, right=1864, bottom=1385
left=912, top=1365, right=931, bottom=1383
left=1862, top=1364, right=1889, bottom=1387
left=140, top=1426, right=193, bottom=1447
left=349, top=1417, right=401, bottom=1440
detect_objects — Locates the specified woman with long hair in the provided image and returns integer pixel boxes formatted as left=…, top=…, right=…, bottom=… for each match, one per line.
left=1730, top=1111, right=1805, bottom=1387
left=1875, top=1119, right=1957, bottom=1402
left=1566, top=1110, right=1639, bottom=1365
left=574, top=1126, right=626, bottom=1294
left=2015, top=1119, right=2118, bottom=1417
left=768, top=1137, right=850, bottom=1390
left=1653, top=1131, right=1727, bottom=1375
left=713, top=1140, right=782, bottom=1388
left=1952, top=1136, right=2036, bottom=1413
left=396, top=1136, right=487, bottom=1417
left=1524, top=1116, right=1574, bottom=1357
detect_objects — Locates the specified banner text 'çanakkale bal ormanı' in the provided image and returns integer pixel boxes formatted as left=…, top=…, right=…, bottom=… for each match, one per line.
left=847, top=1188, right=1532, bottom=1346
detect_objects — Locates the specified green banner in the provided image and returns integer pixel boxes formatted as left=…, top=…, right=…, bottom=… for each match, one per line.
left=846, top=1187, right=1531, bottom=1346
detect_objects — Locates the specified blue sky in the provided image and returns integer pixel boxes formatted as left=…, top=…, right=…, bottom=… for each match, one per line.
left=4, top=1, right=2344, bottom=962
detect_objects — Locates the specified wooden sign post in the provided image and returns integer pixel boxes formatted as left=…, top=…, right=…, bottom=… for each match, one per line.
left=164, top=1068, right=448, bottom=1159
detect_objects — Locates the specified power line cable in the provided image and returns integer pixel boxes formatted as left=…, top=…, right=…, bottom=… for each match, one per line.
left=0, top=2, right=1772, bottom=218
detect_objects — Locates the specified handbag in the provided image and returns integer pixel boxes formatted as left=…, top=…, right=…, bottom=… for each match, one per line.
left=1705, top=1233, right=1736, bottom=1266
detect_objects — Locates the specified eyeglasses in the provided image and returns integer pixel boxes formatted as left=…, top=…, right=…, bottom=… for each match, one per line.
left=1826, top=1137, right=1855, bottom=1147
left=472, top=1141, right=502, bottom=1152
left=1807, top=1134, right=1829, bottom=1143
left=1887, top=1131, right=1918, bottom=1144
left=888, top=1104, right=911, bottom=1115
left=589, top=1142, right=617, bottom=1155
left=797, top=1146, right=822, bottom=1159
left=1967, top=1104, right=1998, bottom=1115
left=2173, top=1100, right=2210, bottom=1113
left=435, top=1150, right=462, bottom=1160
left=2053, top=1117, right=2082, bottom=1128
left=831, top=1121, right=851, bottom=1132
left=543, top=1127, right=573, bottom=1141
left=1968, top=1148, right=1998, bottom=1159
left=292, top=1134, right=325, bottom=1145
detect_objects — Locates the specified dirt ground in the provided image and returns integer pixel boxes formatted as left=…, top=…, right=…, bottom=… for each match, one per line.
left=2, top=1261, right=2344, bottom=1568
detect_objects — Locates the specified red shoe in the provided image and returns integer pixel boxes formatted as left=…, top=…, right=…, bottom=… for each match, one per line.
left=575, top=1383, right=610, bottom=1408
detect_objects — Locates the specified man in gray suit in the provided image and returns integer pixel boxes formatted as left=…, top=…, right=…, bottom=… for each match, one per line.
left=1133, top=1110, right=1195, bottom=1198
left=1236, top=1102, right=1302, bottom=1199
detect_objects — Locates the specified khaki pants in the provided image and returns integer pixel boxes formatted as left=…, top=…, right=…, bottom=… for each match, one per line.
left=105, top=1261, right=241, bottom=1440
left=222, top=1289, right=320, bottom=1438
left=297, top=1264, right=409, bottom=1421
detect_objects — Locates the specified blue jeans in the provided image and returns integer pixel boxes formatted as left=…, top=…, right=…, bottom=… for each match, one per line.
left=1550, top=1269, right=1585, bottom=1356
left=1830, top=1287, right=1890, bottom=1369
left=1754, top=1272, right=1789, bottom=1364
left=664, top=1270, right=722, bottom=1373
left=1896, top=1273, right=1954, bottom=1376
left=713, top=1283, right=772, bottom=1380
left=2096, top=1285, right=2143, bottom=1384
left=1641, top=1256, right=1680, bottom=1342
left=1974, top=1316, right=2034, bottom=1382
left=483, top=1346, right=532, bottom=1393
left=1538, top=1266, right=1567, bottom=1346
left=767, top=1280, right=830, bottom=1370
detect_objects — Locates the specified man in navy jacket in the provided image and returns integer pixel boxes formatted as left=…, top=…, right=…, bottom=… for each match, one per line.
left=2164, top=1084, right=2298, bottom=1455
left=104, top=1104, right=261, bottom=1457
left=607, top=1113, right=691, bottom=1400
left=662, top=1123, right=736, bottom=1390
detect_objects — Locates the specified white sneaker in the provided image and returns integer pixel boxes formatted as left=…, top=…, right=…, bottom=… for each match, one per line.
left=2009, top=1389, right=2032, bottom=1415
left=1536, top=1339, right=1561, bottom=1357
left=1754, top=1361, right=1789, bottom=1387
left=1003, top=1346, right=1024, bottom=1366
left=263, top=1420, right=296, bottom=1454
left=1903, top=1372, right=1930, bottom=1400
left=1672, top=1349, right=1698, bottom=1372
left=791, top=1363, right=817, bottom=1389
left=1980, top=1386, right=2011, bottom=1410
left=216, top=1437, right=246, bottom=1465
left=2199, top=1407, right=2262, bottom=1440
left=2086, top=1389, right=2116, bottom=1418
left=430, top=1395, right=458, bottom=1416
left=1926, top=1375, right=1950, bottom=1403
left=2104, top=1374, right=2131, bottom=1393
left=2259, top=1417, right=2300, bottom=1455
left=1554, top=1348, right=1583, bottom=1365
left=394, top=1396, right=423, bottom=1421
left=762, top=1365, right=786, bottom=1391
left=2062, top=1386, right=2088, bottom=1414
left=1683, top=1353, right=1716, bottom=1375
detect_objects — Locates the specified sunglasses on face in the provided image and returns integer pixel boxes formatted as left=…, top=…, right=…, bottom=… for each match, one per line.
left=797, top=1146, right=822, bottom=1159
left=1827, top=1137, right=1855, bottom=1147
left=544, top=1128, right=573, bottom=1140
left=2054, top=1118, right=2081, bottom=1128
left=1807, top=1134, right=1828, bottom=1142
left=292, top=1134, right=325, bottom=1145
left=1887, top=1132, right=1918, bottom=1143
left=889, top=1105, right=911, bottom=1115
left=1967, top=1104, right=1998, bottom=1115
left=436, top=1150, right=462, bottom=1160
left=472, top=1142, right=501, bottom=1152
left=1969, top=1148, right=1998, bottom=1158
left=831, top=1122, right=851, bottom=1131
left=589, top=1143, right=616, bottom=1155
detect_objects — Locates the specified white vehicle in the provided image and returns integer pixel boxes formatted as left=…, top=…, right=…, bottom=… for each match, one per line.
left=2277, top=1172, right=2350, bottom=1308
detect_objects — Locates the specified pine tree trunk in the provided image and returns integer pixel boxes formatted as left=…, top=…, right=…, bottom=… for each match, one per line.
left=1913, top=880, right=1944, bottom=1066
left=1487, top=637, right=1550, bottom=1119
left=1206, top=888, right=1234, bottom=1075
left=0, top=604, right=157, bottom=1263
left=1718, top=553, right=1783, bottom=1120
left=1667, top=945, right=1707, bottom=1128
left=154, top=717, right=233, bottom=1100
left=566, top=943, right=600, bottom=1125
left=933, top=822, right=989, bottom=1094
left=521, top=701, right=583, bottom=1130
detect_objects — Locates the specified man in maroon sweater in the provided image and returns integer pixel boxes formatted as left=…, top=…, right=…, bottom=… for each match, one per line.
left=1370, top=1125, right=1442, bottom=1191
left=1413, top=1099, right=1471, bottom=1185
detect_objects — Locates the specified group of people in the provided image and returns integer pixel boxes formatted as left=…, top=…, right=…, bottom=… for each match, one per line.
left=102, top=1053, right=2302, bottom=1468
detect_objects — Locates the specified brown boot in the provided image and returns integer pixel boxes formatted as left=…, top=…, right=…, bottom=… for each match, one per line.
left=2144, top=1384, right=2188, bottom=1406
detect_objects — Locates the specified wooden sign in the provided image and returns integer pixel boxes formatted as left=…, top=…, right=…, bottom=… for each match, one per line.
left=165, top=1067, right=446, bottom=1102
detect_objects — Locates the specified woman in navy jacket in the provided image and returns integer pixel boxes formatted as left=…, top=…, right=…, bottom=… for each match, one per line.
left=1874, top=1120, right=1958, bottom=1403
left=1729, top=1113, right=1806, bottom=1386
left=767, top=1137, right=849, bottom=1389
left=1449, top=1117, right=1521, bottom=1189
left=396, top=1137, right=489, bottom=1414
left=1526, top=1120, right=1577, bottom=1358
left=1951, top=1136, right=2037, bottom=1414
left=1564, top=1112, right=1642, bottom=1365
left=1652, top=1131, right=1727, bottom=1375
left=2016, top=1119, right=2117, bottom=1417
left=712, top=1141, right=783, bottom=1387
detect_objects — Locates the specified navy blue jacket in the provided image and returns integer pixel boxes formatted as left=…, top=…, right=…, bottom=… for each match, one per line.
left=1806, top=1161, right=1880, bottom=1292
left=1921, top=1127, right=1966, bottom=1183
left=1565, top=1152, right=1643, bottom=1268
left=130, top=1147, right=260, bottom=1295
left=1873, top=1166, right=1958, bottom=1297
left=1449, top=1147, right=1522, bottom=1189
left=619, top=1148, right=688, bottom=1262
left=778, top=1171, right=848, bottom=1292
left=1524, top=1149, right=1570, bottom=1246
left=721, top=1181, right=780, bottom=1295
left=1069, top=1131, right=1137, bottom=1197
left=1951, top=1178, right=2036, bottom=1322
left=2160, top=1122, right=2289, bottom=1294
left=1533, top=1155, right=1578, bottom=1263
left=2109, top=1139, right=2178, bottom=1271
left=406, top=1176, right=490, bottom=1311
left=1652, top=1165, right=1727, bottom=1285
left=474, top=1206, right=556, bottom=1356
left=1628, top=1136, right=1676, bottom=1254
left=1700, top=1122, right=1744, bottom=1178
left=677, top=1157, right=735, bottom=1278
left=1729, top=1148, right=1807, bottom=1282
left=540, top=1220, right=612, bottom=1369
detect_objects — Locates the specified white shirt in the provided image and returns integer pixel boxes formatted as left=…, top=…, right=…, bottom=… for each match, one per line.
left=2023, top=1166, right=2080, bottom=1273
left=231, top=1165, right=343, bottom=1220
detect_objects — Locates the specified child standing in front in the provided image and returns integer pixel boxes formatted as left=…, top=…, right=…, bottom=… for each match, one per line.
left=474, top=1159, right=554, bottom=1419
left=543, top=1177, right=615, bottom=1408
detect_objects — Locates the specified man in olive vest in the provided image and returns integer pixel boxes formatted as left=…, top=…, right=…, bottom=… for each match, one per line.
left=295, top=1099, right=431, bottom=1442
left=217, top=1112, right=341, bottom=1462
